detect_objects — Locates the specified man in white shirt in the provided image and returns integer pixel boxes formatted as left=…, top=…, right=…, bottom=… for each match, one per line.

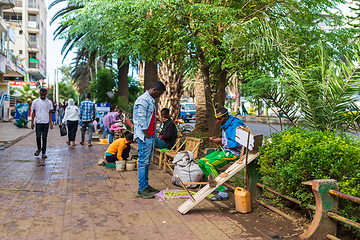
left=31, top=88, right=53, bottom=158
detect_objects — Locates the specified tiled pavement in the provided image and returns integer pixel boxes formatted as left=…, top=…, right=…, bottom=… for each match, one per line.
left=0, top=128, right=267, bottom=240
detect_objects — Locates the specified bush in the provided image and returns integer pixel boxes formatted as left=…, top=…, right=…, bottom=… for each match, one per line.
left=258, top=127, right=360, bottom=224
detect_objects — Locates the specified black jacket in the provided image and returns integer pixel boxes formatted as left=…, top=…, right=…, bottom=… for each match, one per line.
left=160, top=118, right=177, bottom=149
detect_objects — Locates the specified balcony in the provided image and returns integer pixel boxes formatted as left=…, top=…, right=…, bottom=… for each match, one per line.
left=0, top=0, right=15, bottom=10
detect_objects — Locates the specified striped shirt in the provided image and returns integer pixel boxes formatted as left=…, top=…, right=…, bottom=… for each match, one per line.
left=80, top=99, right=95, bottom=121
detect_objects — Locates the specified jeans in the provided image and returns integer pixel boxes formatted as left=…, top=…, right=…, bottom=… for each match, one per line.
left=155, top=137, right=165, bottom=149
left=137, top=136, right=155, bottom=191
left=81, top=121, right=93, bottom=144
left=35, top=123, right=49, bottom=154
left=102, top=126, right=113, bottom=143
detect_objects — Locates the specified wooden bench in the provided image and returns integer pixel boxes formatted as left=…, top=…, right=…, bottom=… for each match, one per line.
left=152, top=136, right=182, bottom=170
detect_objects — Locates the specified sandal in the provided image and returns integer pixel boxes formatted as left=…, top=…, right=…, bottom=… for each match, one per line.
left=72, top=143, right=76, bottom=146
left=66, top=141, right=70, bottom=145
left=88, top=143, right=92, bottom=147
left=80, top=142, right=84, bottom=145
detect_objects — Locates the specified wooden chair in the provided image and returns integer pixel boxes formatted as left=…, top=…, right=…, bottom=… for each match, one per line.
left=152, top=136, right=182, bottom=170
left=163, top=137, right=203, bottom=173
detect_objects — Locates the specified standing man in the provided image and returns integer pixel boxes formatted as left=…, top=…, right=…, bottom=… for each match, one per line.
left=31, top=88, right=53, bottom=158
left=155, top=108, right=177, bottom=149
left=198, top=107, right=246, bottom=201
left=80, top=92, right=96, bottom=147
left=133, top=81, right=166, bottom=198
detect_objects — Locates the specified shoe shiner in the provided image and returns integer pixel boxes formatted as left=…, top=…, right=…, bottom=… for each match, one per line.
left=105, top=131, right=135, bottom=163
left=198, top=107, right=246, bottom=201
left=133, top=81, right=166, bottom=199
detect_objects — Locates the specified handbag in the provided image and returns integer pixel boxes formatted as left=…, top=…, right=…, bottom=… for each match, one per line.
left=60, top=124, right=67, bottom=136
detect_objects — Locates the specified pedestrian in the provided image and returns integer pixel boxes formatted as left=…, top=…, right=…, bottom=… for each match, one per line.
left=198, top=107, right=246, bottom=201
left=105, top=131, right=135, bottom=163
left=133, top=81, right=166, bottom=199
left=102, top=109, right=123, bottom=143
left=155, top=108, right=177, bottom=149
left=62, top=98, right=80, bottom=146
left=57, top=103, right=64, bottom=125
left=31, top=88, right=53, bottom=158
left=79, top=92, right=96, bottom=147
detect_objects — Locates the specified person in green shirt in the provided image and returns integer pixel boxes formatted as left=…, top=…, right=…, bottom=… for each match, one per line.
left=17, top=115, right=28, bottom=128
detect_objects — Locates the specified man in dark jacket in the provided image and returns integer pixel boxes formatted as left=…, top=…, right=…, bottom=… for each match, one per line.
left=155, top=108, right=177, bottom=149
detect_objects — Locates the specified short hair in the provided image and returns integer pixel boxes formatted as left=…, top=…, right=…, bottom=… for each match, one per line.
left=40, top=88, right=47, bottom=93
left=216, top=107, right=228, bottom=118
left=85, top=92, right=91, bottom=99
left=125, top=132, right=134, bottom=141
left=151, top=81, right=166, bottom=91
left=118, top=109, right=123, bottom=113
left=160, top=108, right=169, bottom=115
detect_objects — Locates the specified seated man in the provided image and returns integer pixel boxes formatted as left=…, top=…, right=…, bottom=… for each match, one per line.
left=198, top=107, right=246, bottom=201
left=155, top=108, right=177, bottom=149
left=16, top=114, right=28, bottom=128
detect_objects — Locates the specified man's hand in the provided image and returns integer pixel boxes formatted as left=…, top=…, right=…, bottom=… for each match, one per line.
left=31, top=122, right=35, bottom=130
left=209, top=136, right=217, bottom=142
left=209, top=136, right=222, bottom=144
left=50, top=122, right=53, bottom=129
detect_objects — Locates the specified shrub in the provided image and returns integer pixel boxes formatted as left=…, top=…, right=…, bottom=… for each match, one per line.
left=258, top=127, right=360, bottom=224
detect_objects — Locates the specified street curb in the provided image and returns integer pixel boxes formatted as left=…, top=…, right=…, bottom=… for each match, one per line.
left=235, top=115, right=293, bottom=126
left=0, top=131, right=34, bottom=151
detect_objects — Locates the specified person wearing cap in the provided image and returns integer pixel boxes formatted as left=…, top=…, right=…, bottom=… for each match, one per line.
left=133, top=81, right=166, bottom=199
left=31, top=88, right=54, bottom=159
left=198, top=107, right=246, bottom=201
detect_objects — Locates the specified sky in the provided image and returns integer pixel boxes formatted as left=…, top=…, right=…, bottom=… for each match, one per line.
left=45, top=0, right=76, bottom=85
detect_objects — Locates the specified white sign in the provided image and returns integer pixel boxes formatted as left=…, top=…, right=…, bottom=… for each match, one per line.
left=7, top=26, right=16, bottom=44
left=235, top=127, right=255, bottom=150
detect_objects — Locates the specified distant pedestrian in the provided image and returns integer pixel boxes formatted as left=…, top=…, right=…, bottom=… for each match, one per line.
left=57, top=103, right=64, bottom=125
left=31, top=88, right=53, bottom=158
left=79, top=92, right=96, bottom=147
left=62, top=98, right=80, bottom=146
left=133, top=81, right=165, bottom=199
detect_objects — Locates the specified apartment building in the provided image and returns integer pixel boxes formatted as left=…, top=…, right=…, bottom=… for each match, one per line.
left=3, top=0, right=46, bottom=82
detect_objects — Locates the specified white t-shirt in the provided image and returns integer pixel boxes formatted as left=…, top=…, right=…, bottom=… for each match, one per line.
left=31, top=97, right=53, bottom=123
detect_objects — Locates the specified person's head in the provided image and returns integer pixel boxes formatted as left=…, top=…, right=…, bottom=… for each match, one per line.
left=21, top=114, right=25, bottom=118
left=68, top=98, right=75, bottom=106
left=160, top=108, right=170, bottom=119
left=215, top=107, right=229, bottom=126
left=95, top=117, right=100, bottom=122
left=148, top=81, right=165, bottom=99
left=39, top=88, right=47, bottom=100
left=118, top=109, right=123, bottom=114
left=85, top=92, right=91, bottom=99
left=59, top=103, right=62, bottom=107
left=125, top=131, right=135, bottom=144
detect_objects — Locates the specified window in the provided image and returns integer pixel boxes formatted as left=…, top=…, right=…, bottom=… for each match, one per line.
left=28, top=14, right=36, bottom=22
left=19, top=50, right=23, bottom=55
left=19, top=30, right=22, bottom=35
left=3, top=13, right=22, bottom=21
left=29, top=52, right=37, bottom=59
left=29, top=0, right=37, bottom=8
left=29, top=33, right=36, bottom=42
left=14, top=0, right=22, bottom=7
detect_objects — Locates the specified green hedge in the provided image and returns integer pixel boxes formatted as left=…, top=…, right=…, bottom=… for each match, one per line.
left=258, top=127, right=360, bottom=224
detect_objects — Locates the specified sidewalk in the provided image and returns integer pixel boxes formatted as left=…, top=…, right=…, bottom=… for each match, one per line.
left=0, top=128, right=300, bottom=240
left=0, top=121, right=32, bottom=150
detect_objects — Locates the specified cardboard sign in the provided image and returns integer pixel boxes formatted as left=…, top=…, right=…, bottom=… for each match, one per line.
left=235, top=126, right=254, bottom=150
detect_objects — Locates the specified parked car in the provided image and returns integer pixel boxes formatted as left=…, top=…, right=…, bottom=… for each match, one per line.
left=179, top=103, right=196, bottom=122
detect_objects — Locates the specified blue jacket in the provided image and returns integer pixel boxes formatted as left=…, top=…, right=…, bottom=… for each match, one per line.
left=221, top=115, right=246, bottom=155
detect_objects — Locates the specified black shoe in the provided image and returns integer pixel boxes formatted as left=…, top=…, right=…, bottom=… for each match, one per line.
left=34, top=148, right=42, bottom=156
left=136, top=189, right=155, bottom=199
left=42, top=154, right=47, bottom=159
left=80, top=142, right=84, bottom=145
left=145, top=185, right=160, bottom=194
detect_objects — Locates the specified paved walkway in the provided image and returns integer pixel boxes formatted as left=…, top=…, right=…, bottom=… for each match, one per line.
left=0, top=121, right=32, bottom=150
left=0, top=126, right=299, bottom=240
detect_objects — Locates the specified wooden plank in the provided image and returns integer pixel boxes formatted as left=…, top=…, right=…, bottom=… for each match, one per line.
left=183, top=182, right=209, bottom=185
left=177, top=152, right=260, bottom=214
left=176, top=175, right=195, bottom=202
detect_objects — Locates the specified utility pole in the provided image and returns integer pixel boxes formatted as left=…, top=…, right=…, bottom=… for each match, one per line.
left=56, top=68, right=59, bottom=104
left=53, top=69, right=56, bottom=103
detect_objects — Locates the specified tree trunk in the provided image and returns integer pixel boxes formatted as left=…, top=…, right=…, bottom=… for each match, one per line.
left=144, top=60, right=158, bottom=92
left=217, top=66, right=227, bottom=108
left=195, top=70, right=208, bottom=132
left=117, top=57, right=129, bottom=104
left=158, top=57, right=183, bottom=120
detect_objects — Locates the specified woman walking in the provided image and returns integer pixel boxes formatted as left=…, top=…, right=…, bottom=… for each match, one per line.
left=62, top=98, right=80, bottom=146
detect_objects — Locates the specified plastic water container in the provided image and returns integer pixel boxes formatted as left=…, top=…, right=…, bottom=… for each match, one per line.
left=116, top=160, right=126, bottom=171
left=234, top=187, right=252, bottom=213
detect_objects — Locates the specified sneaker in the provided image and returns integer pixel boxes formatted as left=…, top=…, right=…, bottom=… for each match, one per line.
left=136, top=189, right=155, bottom=199
left=211, top=186, right=228, bottom=195
left=211, top=192, right=229, bottom=201
left=34, top=148, right=42, bottom=156
left=42, top=154, right=47, bottom=159
left=145, top=185, right=160, bottom=194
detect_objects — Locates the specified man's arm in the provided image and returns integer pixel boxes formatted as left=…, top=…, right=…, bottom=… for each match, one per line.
left=48, top=102, right=53, bottom=129
left=79, top=102, right=83, bottom=120
left=31, top=110, right=36, bottom=130
left=92, top=103, right=96, bottom=121
left=209, top=136, right=222, bottom=145
left=116, top=140, right=126, bottom=160
left=136, top=103, right=151, bottom=139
